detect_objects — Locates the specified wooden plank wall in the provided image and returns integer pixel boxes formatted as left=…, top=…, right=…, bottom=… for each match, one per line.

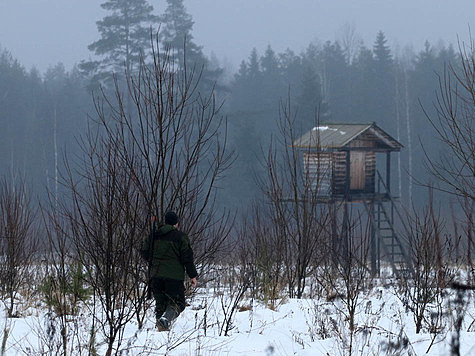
left=365, top=152, right=376, bottom=193
left=333, top=152, right=347, bottom=195
left=303, top=152, right=332, bottom=195
left=303, top=131, right=378, bottom=196
left=348, top=133, right=376, bottom=194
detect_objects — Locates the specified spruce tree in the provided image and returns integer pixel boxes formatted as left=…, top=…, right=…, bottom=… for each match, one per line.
left=247, top=48, right=261, bottom=83
left=260, top=45, right=283, bottom=111
left=279, top=49, right=303, bottom=91
left=225, top=48, right=265, bottom=209
left=372, top=31, right=395, bottom=131
left=159, top=0, right=203, bottom=67
left=159, top=0, right=222, bottom=91
left=260, top=45, right=279, bottom=76
left=317, top=41, right=348, bottom=121
left=373, top=31, right=393, bottom=71
left=350, top=46, right=376, bottom=123
left=295, top=65, right=326, bottom=131
left=231, top=48, right=262, bottom=108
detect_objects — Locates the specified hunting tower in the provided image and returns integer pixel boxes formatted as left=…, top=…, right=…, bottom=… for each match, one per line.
left=293, top=123, right=413, bottom=277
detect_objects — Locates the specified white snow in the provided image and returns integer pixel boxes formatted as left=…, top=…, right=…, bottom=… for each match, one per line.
left=313, top=126, right=331, bottom=131
left=312, top=126, right=346, bottom=135
left=1, top=277, right=474, bottom=355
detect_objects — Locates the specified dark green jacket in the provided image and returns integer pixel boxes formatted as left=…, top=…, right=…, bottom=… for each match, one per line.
left=140, top=224, right=198, bottom=281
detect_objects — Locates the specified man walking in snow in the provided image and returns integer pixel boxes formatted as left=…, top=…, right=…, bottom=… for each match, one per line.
left=140, top=211, right=198, bottom=331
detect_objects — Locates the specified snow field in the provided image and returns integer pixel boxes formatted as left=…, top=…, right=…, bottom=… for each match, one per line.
left=1, top=277, right=474, bottom=355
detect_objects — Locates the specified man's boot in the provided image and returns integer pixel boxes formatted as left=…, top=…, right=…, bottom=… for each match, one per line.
left=157, top=305, right=179, bottom=331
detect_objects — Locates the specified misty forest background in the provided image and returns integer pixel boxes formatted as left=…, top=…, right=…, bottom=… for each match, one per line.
left=0, top=0, right=462, bottom=212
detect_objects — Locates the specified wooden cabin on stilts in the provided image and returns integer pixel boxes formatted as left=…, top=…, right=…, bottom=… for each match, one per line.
left=293, top=122, right=413, bottom=277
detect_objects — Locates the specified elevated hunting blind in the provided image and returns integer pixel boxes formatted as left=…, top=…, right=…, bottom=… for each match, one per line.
left=293, top=123, right=413, bottom=277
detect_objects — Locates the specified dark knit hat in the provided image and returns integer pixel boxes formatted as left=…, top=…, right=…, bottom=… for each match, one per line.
left=165, top=211, right=179, bottom=225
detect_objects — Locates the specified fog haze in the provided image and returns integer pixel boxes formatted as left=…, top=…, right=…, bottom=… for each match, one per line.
left=0, top=0, right=473, bottom=73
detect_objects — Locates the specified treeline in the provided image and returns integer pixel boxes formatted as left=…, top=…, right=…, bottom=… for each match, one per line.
left=0, top=55, right=91, bottom=196
left=224, top=33, right=460, bottom=208
left=0, top=20, right=463, bottom=210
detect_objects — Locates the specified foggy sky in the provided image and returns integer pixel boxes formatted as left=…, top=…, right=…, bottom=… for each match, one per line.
left=0, top=0, right=473, bottom=73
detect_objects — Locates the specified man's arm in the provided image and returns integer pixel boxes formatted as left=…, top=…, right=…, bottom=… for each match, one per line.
left=180, top=234, right=198, bottom=280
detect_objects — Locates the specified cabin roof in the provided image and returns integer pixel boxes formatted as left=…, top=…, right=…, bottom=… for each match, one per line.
left=292, top=122, right=403, bottom=151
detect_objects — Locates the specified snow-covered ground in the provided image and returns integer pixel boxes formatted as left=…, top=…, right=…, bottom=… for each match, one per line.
left=1, top=279, right=474, bottom=355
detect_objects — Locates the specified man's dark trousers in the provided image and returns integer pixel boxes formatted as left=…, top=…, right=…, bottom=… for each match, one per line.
left=151, top=277, right=186, bottom=318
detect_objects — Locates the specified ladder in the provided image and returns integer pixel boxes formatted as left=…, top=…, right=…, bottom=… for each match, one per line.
left=364, top=172, right=413, bottom=278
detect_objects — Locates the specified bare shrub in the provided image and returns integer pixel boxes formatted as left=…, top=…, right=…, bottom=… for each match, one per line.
left=259, top=98, right=330, bottom=299
left=93, top=33, right=235, bottom=293
left=422, top=37, right=474, bottom=202
left=421, top=34, right=474, bottom=281
left=38, top=192, right=93, bottom=355
left=60, top=129, right=141, bottom=356
left=0, top=176, right=37, bottom=318
left=51, top=32, right=233, bottom=354
left=316, top=208, right=372, bottom=356
left=238, top=203, right=285, bottom=308
left=397, top=190, right=456, bottom=335
left=419, top=32, right=474, bottom=354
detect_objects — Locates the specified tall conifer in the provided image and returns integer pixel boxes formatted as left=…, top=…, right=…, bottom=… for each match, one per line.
left=159, top=0, right=222, bottom=91
left=372, top=31, right=395, bottom=131
left=80, top=0, right=157, bottom=87
left=159, top=0, right=202, bottom=66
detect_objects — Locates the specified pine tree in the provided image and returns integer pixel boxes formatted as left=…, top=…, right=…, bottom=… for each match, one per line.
left=79, top=0, right=157, bottom=87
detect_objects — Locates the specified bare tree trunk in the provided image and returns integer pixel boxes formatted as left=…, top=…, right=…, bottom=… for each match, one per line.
left=10, top=141, right=14, bottom=185
left=395, top=69, right=402, bottom=197
left=463, top=199, right=473, bottom=284
left=54, top=104, right=59, bottom=210
left=338, top=22, right=362, bottom=65
left=404, top=69, right=413, bottom=206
